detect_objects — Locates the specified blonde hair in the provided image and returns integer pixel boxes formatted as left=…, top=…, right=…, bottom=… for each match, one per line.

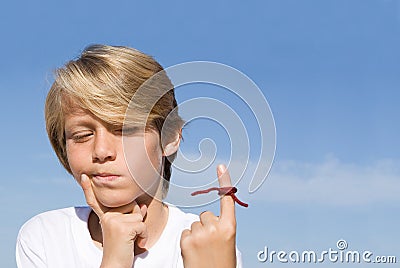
left=45, top=44, right=184, bottom=194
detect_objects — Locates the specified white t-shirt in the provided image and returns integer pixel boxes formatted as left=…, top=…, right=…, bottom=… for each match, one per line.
left=16, top=205, right=243, bottom=267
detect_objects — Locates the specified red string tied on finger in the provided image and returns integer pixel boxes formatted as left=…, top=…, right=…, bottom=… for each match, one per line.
left=191, top=187, right=249, bottom=207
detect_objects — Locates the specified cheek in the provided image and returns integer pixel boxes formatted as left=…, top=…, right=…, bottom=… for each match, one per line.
left=145, top=138, right=163, bottom=170
left=124, top=136, right=162, bottom=189
left=65, top=143, right=85, bottom=180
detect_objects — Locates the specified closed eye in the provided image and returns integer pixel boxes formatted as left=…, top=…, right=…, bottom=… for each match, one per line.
left=71, top=132, right=93, bottom=142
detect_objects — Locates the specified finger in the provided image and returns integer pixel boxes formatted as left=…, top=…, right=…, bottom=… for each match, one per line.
left=190, top=221, right=203, bottom=233
left=132, top=201, right=141, bottom=214
left=127, top=203, right=146, bottom=221
left=127, top=204, right=148, bottom=248
left=80, top=174, right=104, bottom=217
left=180, top=229, right=191, bottom=247
left=140, top=204, right=148, bottom=220
left=181, top=229, right=191, bottom=238
left=134, top=222, right=148, bottom=248
left=217, top=164, right=235, bottom=221
left=199, top=211, right=218, bottom=225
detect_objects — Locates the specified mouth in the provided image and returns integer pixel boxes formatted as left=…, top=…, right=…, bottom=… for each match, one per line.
left=92, top=173, right=121, bottom=183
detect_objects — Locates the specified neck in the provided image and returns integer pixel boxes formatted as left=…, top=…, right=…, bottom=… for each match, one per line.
left=88, top=196, right=169, bottom=254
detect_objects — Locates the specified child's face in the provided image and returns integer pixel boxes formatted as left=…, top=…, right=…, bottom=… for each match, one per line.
left=64, top=107, right=163, bottom=208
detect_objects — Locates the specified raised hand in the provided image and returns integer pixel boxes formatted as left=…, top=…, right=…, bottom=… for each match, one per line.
left=180, top=164, right=237, bottom=268
left=80, top=174, right=148, bottom=268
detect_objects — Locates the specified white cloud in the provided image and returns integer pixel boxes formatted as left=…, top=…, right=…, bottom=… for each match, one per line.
left=253, top=156, right=400, bottom=206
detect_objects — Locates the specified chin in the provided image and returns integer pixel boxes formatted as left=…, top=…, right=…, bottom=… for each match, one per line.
left=100, top=200, right=133, bottom=208
left=97, top=191, right=140, bottom=208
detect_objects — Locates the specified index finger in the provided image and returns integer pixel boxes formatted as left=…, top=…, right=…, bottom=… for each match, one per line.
left=80, top=174, right=105, bottom=218
left=217, top=164, right=236, bottom=221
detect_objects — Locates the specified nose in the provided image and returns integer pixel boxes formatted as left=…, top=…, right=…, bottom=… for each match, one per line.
left=92, top=130, right=117, bottom=163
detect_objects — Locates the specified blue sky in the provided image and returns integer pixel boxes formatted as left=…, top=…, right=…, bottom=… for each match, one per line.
left=1, top=0, right=399, bottom=267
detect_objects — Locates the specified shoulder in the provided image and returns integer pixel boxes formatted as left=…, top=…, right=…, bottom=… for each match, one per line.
left=166, top=204, right=199, bottom=229
left=16, top=207, right=94, bottom=267
left=17, top=206, right=91, bottom=241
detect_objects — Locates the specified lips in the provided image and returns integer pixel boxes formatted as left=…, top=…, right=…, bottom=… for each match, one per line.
left=92, top=173, right=120, bottom=182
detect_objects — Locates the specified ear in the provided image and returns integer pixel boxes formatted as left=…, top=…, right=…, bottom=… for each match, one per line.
left=163, top=131, right=181, bottom=157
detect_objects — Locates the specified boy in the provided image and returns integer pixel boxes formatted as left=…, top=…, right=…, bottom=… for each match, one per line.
left=16, top=45, right=242, bottom=267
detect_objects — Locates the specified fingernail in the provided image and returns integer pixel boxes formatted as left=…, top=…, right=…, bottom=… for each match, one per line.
left=218, top=164, right=226, bottom=173
left=81, top=174, right=88, bottom=182
left=141, top=204, right=148, bottom=217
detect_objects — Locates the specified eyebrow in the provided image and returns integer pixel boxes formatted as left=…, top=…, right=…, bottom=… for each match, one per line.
left=64, top=115, right=97, bottom=129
